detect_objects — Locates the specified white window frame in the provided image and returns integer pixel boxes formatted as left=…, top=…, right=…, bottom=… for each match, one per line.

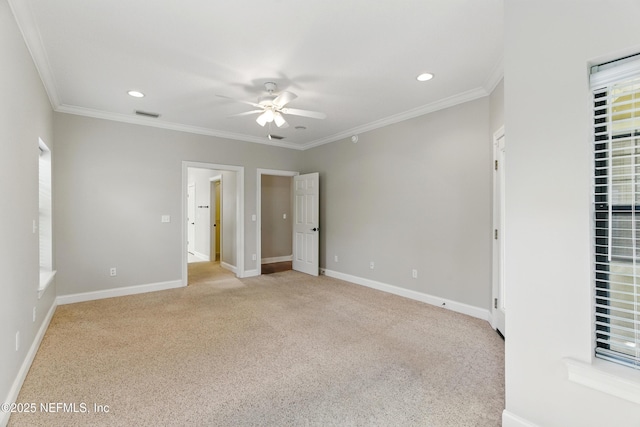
left=564, top=53, right=640, bottom=404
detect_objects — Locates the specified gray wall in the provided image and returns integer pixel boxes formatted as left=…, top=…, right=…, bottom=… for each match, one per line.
left=220, top=170, right=237, bottom=266
left=504, top=1, right=640, bottom=426
left=301, top=97, right=493, bottom=309
left=0, top=0, right=56, bottom=417
left=53, top=113, right=303, bottom=295
left=261, top=175, right=293, bottom=260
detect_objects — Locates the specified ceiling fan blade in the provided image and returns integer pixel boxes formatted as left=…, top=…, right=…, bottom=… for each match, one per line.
left=216, top=94, right=262, bottom=109
left=228, top=110, right=263, bottom=118
left=272, top=91, right=297, bottom=108
left=281, top=107, right=326, bottom=119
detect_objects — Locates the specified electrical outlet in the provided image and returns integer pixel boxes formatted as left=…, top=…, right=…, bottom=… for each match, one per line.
left=161, top=215, right=171, bottom=223
left=334, top=255, right=339, bottom=263
left=252, top=254, right=257, bottom=261
left=110, top=267, right=117, bottom=277
left=15, top=331, right=20, bottom=351
left=369, top=261, right=375, bottom=270
left=412, top=269, right=418, bottom=279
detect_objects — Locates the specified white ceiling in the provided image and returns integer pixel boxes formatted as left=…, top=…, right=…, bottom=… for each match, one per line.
left=9, top=0, right=503, bottom=150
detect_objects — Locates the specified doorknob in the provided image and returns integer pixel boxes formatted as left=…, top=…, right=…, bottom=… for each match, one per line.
left=311, top=227, right=319, bottom=231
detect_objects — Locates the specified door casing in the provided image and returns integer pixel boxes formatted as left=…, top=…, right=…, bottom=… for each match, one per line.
left=492, top=126, right=506, bottom=336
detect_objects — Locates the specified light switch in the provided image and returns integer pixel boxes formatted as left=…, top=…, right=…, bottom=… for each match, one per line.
left=252, top=214, right=256, bottom=221
left=161, top=215, right=171, bottom=223
left=283, top=213, right=287, bottom=219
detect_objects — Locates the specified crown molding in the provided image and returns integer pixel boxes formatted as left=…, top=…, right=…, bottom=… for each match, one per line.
left=483, top=55, right=504, bottom=94
left=55, top=104, right=306, bottom=150
left=300, top=86, right=489, bottom=150
left=8, top=0, right=60, bottom=108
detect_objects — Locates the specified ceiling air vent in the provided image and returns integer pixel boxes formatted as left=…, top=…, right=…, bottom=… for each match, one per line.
left=135, top=110, right=160, bottom=118
left=268, top=134, right=284, bottom=140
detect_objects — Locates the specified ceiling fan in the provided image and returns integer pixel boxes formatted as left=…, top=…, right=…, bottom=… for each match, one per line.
left=218, top=82, right=326, bottom=129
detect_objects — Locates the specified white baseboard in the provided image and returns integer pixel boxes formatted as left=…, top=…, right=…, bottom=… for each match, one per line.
left=322, top=269, right=490, bottom=321
left=502, top=410, right=540, bottom=427
left=56, top=280, right=184, bottom=305
left=242, top=269, right=260, bottom=278
left=192, top=251, right=209, bottom=262
left=261, top=255, right=293, bottom=264
left=220, top=262, right=237, bottom=275
left=1, top=299, right=57, bottom=427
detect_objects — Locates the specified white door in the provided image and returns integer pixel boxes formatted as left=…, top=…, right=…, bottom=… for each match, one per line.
left=492, top=129, right=506, bottom=336
left=187, top=183, right=196, bottom=255
left=293, top=173, right=319, bottom=276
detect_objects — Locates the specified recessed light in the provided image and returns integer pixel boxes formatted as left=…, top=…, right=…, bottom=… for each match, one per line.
left=416, top=73, right=434, bottom=82
left=127, top=90, right=145, bottom=98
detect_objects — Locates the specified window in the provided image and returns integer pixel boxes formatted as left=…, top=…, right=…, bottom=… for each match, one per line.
left=592, top=54, right=640, bottom=369
left=38, top=138, right=55, bottom=297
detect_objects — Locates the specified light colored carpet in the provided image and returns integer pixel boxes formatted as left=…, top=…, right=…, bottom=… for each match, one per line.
left=9, top=262, right=504, bottom=426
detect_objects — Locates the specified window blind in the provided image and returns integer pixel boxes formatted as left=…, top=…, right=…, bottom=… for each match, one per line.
left=592, top=55, right=640, bottom=369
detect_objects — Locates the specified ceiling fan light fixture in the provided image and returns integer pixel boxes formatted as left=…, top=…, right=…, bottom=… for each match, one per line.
left=256, top=112, right=268, bottom=126
left=273, top=112, right=287, bottom=128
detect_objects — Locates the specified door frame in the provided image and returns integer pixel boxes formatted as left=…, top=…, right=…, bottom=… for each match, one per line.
left=256, top=168, right=299, bottom=275
left=492, top=126, right=506, bottom=335
left=182, top=161, right=245, bottom=284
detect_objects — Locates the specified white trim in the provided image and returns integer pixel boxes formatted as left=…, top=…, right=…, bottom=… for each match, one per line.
left=192, top=251, right=209, bottom=262
left=56, top=280, right=183, bottom=305
left=42, top=89, right=488, bottom=153
left=0, top=299, right=57, bottom=427
left=483, top=55, right=504, bottom=94
left=300, top=87, right=489, bottom=150
left=221, top=262, right=238, bottom=275
left=38, top=269, right=56, bottom=299
left=182, top=162, right=245, bottom=283
left=590, top=56, right=640, bottom=89
left=7, top=0, right=60, bottom=108
left=262, top=255, right=293, bottom=264
left=242, top=269, right=260, bottom=278
left=502, top=410, right=540, bottom=427
left=491, top=125, right=506, bottom=333
left=322, top=269, right=490, bottom=321
left=56, top=104, right=305, bottom=150
left=564, top=357, right=640, bottom=405
left=256, top=169, right=299, bottom=276
left=55, top=90, right=489, bottom=152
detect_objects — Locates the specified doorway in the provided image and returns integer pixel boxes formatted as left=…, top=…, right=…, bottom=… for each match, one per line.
left=182, top=161, right=245, bottom=285
left=492, top=126, right=506, bottom=336
left=257, top=169, right=297, bottom=275
left=256, top=169, right=320, bottom=277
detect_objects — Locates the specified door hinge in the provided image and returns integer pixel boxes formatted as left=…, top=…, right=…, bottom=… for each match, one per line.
left=495, top=160, right=498, bottom=170
left=494, top=298, right=498, bottom=309
left=494, top=229, right=498, bottom=240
